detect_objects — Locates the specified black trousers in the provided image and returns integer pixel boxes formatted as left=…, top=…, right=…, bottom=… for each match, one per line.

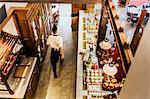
left=50, top=48, right=60, bottom=76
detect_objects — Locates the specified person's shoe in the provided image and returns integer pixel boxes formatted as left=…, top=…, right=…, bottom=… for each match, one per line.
left=54, top=74, right=58, bottom=78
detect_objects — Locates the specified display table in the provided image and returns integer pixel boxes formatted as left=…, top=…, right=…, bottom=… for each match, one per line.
left=0, top=57, right=37, bottom=98
left=76, top=10, right=88, bottom=99
left=76, top=10, right=115, bottom=99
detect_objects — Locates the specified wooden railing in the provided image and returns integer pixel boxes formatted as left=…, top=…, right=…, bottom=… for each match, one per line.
left=107, top=0, right=133, bottom=73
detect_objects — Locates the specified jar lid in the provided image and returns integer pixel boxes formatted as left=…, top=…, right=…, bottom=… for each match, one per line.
left=103, top=64, right=117, bottom=76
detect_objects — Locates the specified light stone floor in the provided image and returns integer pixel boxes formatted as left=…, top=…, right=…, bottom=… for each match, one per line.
left=34, top=4, right=77, bottom=99
left=33, top=45, right=52, bottom=99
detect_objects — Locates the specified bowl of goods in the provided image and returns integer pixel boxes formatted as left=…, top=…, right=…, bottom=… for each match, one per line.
left=91, top=63, right=99, bottom=69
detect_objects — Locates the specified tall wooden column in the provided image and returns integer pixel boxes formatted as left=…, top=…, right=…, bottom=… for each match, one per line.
left=130, top=10, right=146, bottom=56
left=13, top=10, right=38, bottom=57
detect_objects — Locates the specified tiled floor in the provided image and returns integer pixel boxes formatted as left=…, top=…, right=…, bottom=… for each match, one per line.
left=34, top=4, right=77, bottom=99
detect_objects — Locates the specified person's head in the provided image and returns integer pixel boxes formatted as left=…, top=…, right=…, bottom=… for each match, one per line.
left=52, top=25, right=58, bottom=35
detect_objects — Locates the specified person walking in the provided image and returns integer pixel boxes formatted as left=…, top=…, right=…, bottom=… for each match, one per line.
left=47, top=25, right=64, bottom=78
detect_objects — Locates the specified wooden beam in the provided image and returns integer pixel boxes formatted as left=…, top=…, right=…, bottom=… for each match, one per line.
left=0, top=0, right=102, bottom=3
left=0, top=7, right=29, bottom=32
left=0, top=8, right=14, bottom=32
left=108, top=0, right=133, bottom=65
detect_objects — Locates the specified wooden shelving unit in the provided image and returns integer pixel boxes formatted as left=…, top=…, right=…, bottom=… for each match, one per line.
left=13, top=3, right=52, bottom=61
left=96, top=0, right=136, bottom=96
left=0, top=31, right=20, bottom=94
left=0, top=3, right=52, bottom=98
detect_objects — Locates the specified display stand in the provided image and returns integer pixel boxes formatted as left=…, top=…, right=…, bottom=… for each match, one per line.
left=107, top=0, right=133, bottom=72
left=0, top=3, right=48, bottom=98
left=0, top=32, right=19, bottom=94
left=76, top=10, right=116, bottom=99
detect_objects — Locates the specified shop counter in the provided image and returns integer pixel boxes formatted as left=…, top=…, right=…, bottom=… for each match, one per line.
left=76, top=10, right=88, bottom=99
left=76, top=10, right=114, bottom=99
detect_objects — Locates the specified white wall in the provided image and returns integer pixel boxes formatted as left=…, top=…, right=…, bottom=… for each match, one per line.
left=119, top=21, right=150, bottom=99
left=0, top=2, right=27, bottom=11
left=3, top=17, right=18, bottom=36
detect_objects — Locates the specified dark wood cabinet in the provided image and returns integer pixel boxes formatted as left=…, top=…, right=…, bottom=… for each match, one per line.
left=131, top=26, right=144, bottom=56
left=13, top=3, right=52, bottom=60
left=13, top=9, right=38, bottom=57
left=130, top=10, right=146, bottom=56
left=72, top=4, right=86, bottom=31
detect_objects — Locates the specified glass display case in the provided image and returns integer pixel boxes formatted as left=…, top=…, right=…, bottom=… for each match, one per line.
left=77, top=10, right=118, bottom=99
